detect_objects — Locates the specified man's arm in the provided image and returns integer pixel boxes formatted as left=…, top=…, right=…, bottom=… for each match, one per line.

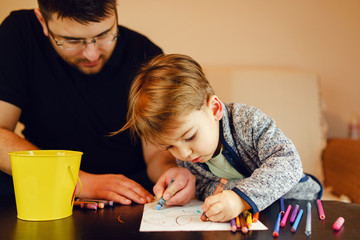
left=0, top=100, right=154, bottom=205
left=0, top=100, right=39, bottom=175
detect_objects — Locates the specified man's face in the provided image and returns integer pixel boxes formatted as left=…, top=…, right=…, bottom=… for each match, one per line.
left=46, top=13, right=117, bottom=75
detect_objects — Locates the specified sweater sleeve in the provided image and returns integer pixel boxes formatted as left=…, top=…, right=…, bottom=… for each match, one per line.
left=227, top=104, right=304, bottom=212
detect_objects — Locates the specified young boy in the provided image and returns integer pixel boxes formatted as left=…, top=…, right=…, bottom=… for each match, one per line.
left=118, top=54, right=322, bottom=222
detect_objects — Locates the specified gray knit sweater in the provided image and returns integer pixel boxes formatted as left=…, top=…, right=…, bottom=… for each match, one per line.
left=177, top=103, right=322, bottom=213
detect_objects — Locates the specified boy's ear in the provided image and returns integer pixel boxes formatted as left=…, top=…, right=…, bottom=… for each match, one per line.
left=208, top=95, right=223, bottom=121
left=34, top=8, right=49, bottom=36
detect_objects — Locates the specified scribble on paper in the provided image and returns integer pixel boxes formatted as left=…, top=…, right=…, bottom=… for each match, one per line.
left=141, top=200, right=213, bottom=230
left=139, top=199, right=268, bottom=232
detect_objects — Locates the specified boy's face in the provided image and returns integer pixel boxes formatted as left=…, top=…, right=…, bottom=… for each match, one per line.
left=160, top=96, right=223, bottom=163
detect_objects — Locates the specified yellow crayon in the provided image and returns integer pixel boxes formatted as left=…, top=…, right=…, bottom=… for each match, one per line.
left=245, top=211, right=252, bottom=229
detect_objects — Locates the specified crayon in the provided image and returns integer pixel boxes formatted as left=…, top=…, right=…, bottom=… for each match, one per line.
left=273, top=212, right=282, bottom=237
left=75, top=200, right=105, bottom=208
left=289, top=204, right=299, bottom=224
left=291, top=209, right=303, bottom=232
left=316, top=199, right=325, bottom=220
left=201, top=178, right=228, bottom=221
left=73, top=201, right=84, bottom=208
left=280, top=197, right=285, bottom=215
left=280, top=204, right=292, bottom=227
left=156, top=178, right=175, bottom=210
left=230, top=218, right=237, bottom=232
left=235, top=216, right=241, bottom=229
left=74, top=201, right=100, bottom=209
left=239, top=213, right=248, bottom=234
left=79, top=199, right=114, bottom=207
left=84, top=202, right=98, bottom=210
left=74, top=201, right=98, bottom=210
left=252, top=212, right=259, bottom=223
left=245, top=211, right=252, bottom=229
left=305, top=202, right=312, bottom=237
left=332, top=217, right=345, bottom=231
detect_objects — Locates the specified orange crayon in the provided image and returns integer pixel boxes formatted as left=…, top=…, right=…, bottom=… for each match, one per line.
left=236, top=216, right=241, bottom=229
left=252, top=212, right=259, bottom=223
left=201, top=178, right=228, bottom=221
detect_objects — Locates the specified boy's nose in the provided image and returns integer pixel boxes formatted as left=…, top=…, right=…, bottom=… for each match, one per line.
left=174, top=147, right=192, bottom=160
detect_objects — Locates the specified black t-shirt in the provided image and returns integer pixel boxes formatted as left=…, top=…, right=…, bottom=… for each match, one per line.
left=0, top=10, right=163, bottom=191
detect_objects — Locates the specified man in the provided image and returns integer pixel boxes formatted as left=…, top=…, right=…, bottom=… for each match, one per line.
left=0, top=0, right=195, bottom=205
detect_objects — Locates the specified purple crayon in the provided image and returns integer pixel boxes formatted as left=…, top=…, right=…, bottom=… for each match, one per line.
left=290, top=204, right=299, bottom=224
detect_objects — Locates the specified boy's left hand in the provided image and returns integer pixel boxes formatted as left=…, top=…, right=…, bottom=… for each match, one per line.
left=202, top=190, right=250, bottom=222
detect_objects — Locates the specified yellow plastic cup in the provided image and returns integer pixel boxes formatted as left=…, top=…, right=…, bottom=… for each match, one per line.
left=9, top=150, right=82, bottom=221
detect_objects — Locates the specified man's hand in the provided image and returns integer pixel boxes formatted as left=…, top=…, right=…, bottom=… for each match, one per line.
left=77, top=171, right=154, bottom=205
left=153, top=167, right=196, bottom=206
left=201, top=190, right=251, bottom=222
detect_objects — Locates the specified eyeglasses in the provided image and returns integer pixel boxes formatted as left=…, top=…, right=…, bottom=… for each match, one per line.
left=48, top=25, right=118, bottom=51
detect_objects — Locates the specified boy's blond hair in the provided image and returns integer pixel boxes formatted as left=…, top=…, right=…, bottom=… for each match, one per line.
left=118, top=54, right=215, bottom=144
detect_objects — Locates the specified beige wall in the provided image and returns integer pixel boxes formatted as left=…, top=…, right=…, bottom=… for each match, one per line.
left=2, top=0, right=360, bottom=138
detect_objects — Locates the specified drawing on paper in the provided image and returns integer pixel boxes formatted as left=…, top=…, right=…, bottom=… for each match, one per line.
left=139, top=199, right=268, bottom=232
left=141, top=200, right=213, bottom=229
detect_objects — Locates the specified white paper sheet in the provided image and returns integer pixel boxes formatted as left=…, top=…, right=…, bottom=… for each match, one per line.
left=139, top=199, right=268, bottom=232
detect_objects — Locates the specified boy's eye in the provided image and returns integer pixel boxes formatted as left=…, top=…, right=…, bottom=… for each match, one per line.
left=165, top=145, right=173, bottom=150
left=185, top=133, right=196, bottom=142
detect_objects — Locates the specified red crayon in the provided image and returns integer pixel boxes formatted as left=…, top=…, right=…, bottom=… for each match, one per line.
left=74, top=201, right=98, bottom=210
left=83, top=202, right=98, bottom=210
left=75, top=200, right=103, bottom=208
left=332, top=217, right=345, bottom=231
left=316, top=199, right=325, bottom=220
left=280, top=205, right=292, bottom=227
left=239, top=213, right=248, bottom=234
left=78, top=198, right=114, bottom=207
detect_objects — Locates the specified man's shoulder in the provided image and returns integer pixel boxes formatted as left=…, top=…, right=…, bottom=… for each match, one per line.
left=116, top=25, right=162, bottom=56
left=3, top=9, right=35, bottom=22
left=1, top=9, right=37, bottom=33
left=117, top=25, right=158, bottom=46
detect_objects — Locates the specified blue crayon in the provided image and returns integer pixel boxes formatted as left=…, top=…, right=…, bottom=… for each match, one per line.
left=272, top=212, right=282, bottom=237
left=156, top=198, right=166, bottom=210
left=291, top=209, right=303, bottom=232
left=156, top=178, right=175, bottom=210
left=280, top=197, right=285, bottom=215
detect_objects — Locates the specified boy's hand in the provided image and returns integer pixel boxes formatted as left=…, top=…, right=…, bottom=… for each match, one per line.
left=153, top=167, right=196, bottom=206
left=202, top=190, right=250, bottom=222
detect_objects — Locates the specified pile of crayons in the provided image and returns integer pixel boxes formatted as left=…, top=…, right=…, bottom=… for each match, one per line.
left=73, top=198, right=114, bottom=210
left=272, top=197, right=345, bottom=238
left=230, top=211, right=259, bottom=234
